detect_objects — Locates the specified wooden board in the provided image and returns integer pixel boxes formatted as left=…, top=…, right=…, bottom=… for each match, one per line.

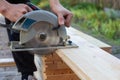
left=40, top=53, right=80, bottom=80
left=56, top=27, right=120, bottom=80
left=0, top=58, right=16, bottom=67
left=69, top=27, right=112, bottom=53
left=45, top=74, right=80, bottom=80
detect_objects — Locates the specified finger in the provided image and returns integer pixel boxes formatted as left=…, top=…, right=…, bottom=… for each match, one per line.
left=21, top=9, right=28, bottom=14
left=65, top=13, right=73, bottom=27
left=13, top=13, right=23, bottom=22
left=24, top=5, right=33, bottom=12
left=26, top=6, right=33, bottom=12
left=58, top=13, right=65, bottom=25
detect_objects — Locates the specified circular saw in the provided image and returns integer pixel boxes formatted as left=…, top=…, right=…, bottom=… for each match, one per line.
left=10, top=10, right=78, bottom=55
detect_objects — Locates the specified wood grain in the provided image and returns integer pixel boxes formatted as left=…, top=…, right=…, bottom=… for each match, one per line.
left=69, top=27, right=112, bottom=53
left=0, top=58, right=16, bottom=67
left=56, top=27, right=120, bottom=80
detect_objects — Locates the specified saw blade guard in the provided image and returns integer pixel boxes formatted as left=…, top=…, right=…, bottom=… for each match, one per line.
left=12, top=10, right=58, bottom=31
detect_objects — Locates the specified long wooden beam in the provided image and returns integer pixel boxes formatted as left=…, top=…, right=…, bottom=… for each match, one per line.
left=56, top=27, right=120, bottom=80
left=68, top=27, right=112, bottom=53
left=0, top=58, right=15, bottom=67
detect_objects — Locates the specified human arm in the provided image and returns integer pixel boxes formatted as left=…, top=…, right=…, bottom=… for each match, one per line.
left=0, top=0, right=32, bottom=22
left=49, top=0, right=73, bottom=27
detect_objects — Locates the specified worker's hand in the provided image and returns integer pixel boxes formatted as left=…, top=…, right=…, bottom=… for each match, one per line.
left=51, top=4, right=73, bottom=27
left=2, top=3, right=32, bottom=22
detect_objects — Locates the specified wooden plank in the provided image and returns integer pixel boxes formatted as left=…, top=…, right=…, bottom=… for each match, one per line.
left=45, top=61, right=70, bottom=70
left=45, top=69, right=73, bottom=75
left=43, top=55, right=62, bottom=62
left=56, top=27, right=120, bottom=80
left=46, top=74, right=80, bottom=80
left=70, top=27, right=112, bottom=53
left=0, top=58, right=16, bottom=67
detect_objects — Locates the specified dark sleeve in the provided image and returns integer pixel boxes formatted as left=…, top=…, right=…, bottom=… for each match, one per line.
left=6, top=0, right=30, bottom=4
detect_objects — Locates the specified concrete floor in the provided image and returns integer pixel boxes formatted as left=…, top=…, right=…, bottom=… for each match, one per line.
left=0, top=14, right=21, bottom=80
left=0, top=67, right=21, bottom=80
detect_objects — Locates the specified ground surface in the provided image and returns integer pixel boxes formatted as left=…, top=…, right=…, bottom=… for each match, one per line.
left=0, top=14, right=120, bottom=80
left=0, top=14, right=21, bottom=80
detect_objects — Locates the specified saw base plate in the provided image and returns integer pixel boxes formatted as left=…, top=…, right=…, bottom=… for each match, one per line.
left=9, top=41, right=78, bottom=54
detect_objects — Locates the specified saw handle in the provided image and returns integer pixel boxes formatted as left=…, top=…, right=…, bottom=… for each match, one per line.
left=26, top=2, right=40, bottom=10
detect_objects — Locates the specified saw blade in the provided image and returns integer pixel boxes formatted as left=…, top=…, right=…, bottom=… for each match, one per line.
left=22, top=21, right=60, bottom=54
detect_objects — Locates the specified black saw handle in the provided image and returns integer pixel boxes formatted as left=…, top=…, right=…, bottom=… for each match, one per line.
left=26, top=2, right=40, bottom=10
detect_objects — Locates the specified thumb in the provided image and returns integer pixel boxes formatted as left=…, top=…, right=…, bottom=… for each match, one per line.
left=58, top=13, right=65, bottom=25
